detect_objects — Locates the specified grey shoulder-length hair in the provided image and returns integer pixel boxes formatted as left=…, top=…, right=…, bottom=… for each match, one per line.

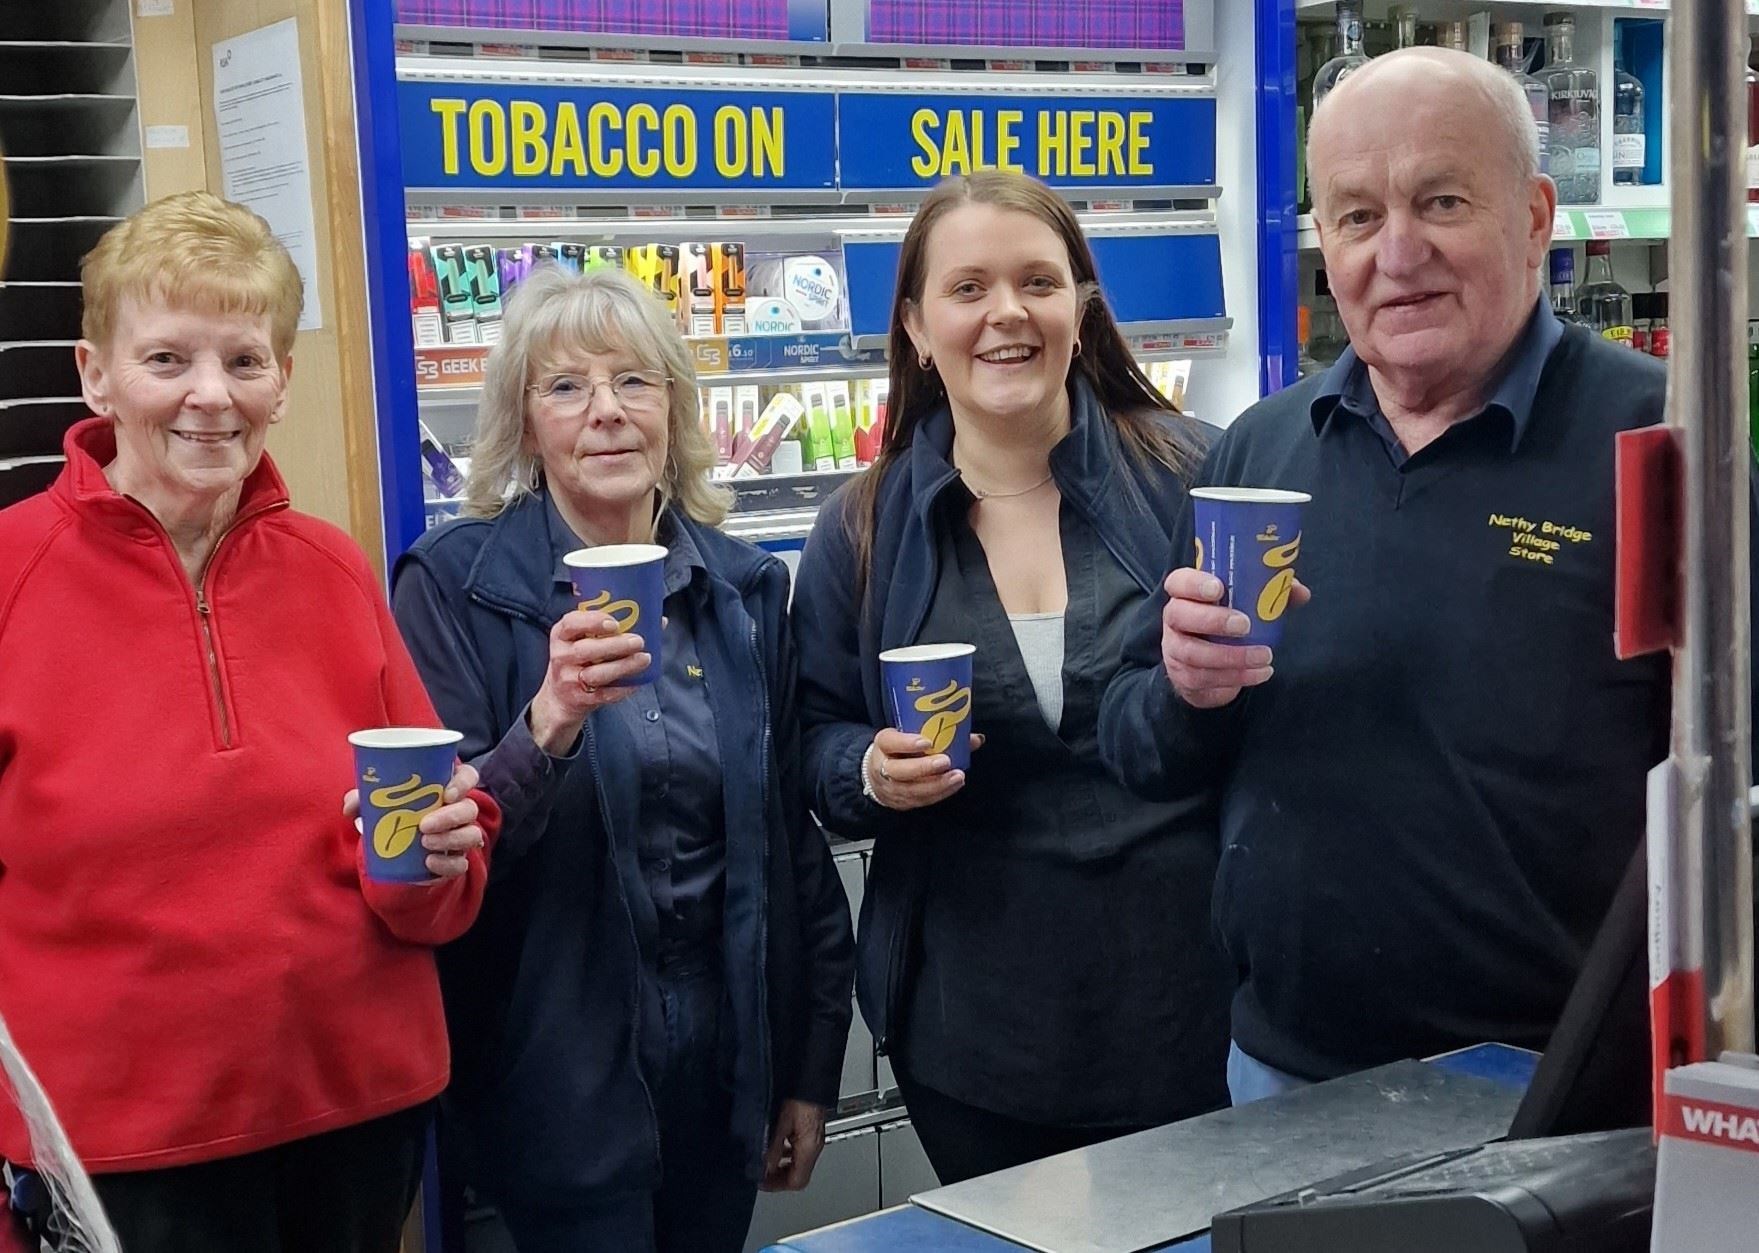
left=465, top=264, right=732, bottom=527
left=1, top=1010, right=121, bottom=1253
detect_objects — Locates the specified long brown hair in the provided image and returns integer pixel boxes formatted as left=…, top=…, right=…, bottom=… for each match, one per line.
left=845, top=171, right=1200, bottom=583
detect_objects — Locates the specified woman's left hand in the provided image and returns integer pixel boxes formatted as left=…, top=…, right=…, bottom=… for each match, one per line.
left=761, top=1099, right=828, bottom=1192
left=343, top=761, right=487, bottom=880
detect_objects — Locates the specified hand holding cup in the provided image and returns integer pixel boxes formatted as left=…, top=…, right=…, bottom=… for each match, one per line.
left=528, top=609, right=649, bottom=754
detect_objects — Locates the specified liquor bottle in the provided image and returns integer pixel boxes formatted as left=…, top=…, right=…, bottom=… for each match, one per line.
left=1544, top=12, right=1601, bottom=205
left=1747, top=38, right=1759, bottom=204
left=1495, top=23, right=1550, bottom=177
left=1391, top=5, right=1417, bottom=51
left=1648, top=293, right=1669, bottom=359
left=1307, top=272, right=1349, bottom=366
left=1548, top=248, right=1578, bottom=323
left=1748, top=322, right=1759, bottom=454
left=1297, top=305, right=1319, bottom=378
left=1576, top=241, right=1633, bottom=347
left=1612, top=39, right=1647, bottom=187
left=1630, top=293, right=1652, bottom=355
left=1313, top=0, right=1370, bottom=111
left=1438, top=21, right=1466, bottom=53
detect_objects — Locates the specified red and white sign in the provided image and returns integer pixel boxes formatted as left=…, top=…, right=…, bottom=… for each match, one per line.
left=415, top=346, right=489, bottom=389
left=1663, top=1092, right=1759, bottom=1154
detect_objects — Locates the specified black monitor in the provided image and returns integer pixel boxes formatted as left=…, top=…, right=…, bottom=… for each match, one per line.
left=1506, top=839, right=1653, bottom=1138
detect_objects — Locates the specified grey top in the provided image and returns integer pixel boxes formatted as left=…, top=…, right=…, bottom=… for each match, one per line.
left=1007, top=611, right=1066, bottom=732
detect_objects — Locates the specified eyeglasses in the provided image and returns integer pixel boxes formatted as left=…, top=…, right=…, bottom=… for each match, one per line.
left=527, top=369, right=672, bottom=416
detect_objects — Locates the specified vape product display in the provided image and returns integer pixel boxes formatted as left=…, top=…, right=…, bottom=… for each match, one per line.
left=827, top=379, right=857, bottom=470
left=714, top=242, right=748, bottom=333
left=411, top=238, right=848, bottom=346
left=431, top=244, right=479, bottom=344
left=707, top=386, right=735, bottom=465
left=854, top=378, right=888, bottom=468
left=418, top=419, right=468, bottom=498
left=409, top=242, right=443, bottom=348
left=733, top=386, right=761, bottom=449
left=686, top=243, right=719, bottom=336
left=800, top=382, right=837, bottom=471
left=731, top=393, right=806, bottom=478
left=462, top=245, right=504, bottom=344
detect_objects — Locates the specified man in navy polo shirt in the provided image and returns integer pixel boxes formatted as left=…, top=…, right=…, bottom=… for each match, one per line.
left=1102, top=47, right=1755, bottom=1106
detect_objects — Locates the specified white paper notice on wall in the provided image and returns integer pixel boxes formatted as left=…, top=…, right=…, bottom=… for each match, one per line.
left=144, top=125, right=190, bottom=149
left=137, top=0, right=175, bottom=16
left=212, top=18, right=323, bottom=332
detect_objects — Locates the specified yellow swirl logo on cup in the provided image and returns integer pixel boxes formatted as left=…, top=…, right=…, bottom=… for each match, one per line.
left=1257, top=533, right=1302, bottom=623
left=914, top=679, right=973, bottom=755
left=565, top=543, right=668, bottom=686
left=369, top=774, right=448, bottom=859
left=579, top=589, right=641, bottom=633
left=880, top=643, right=977, bottom=771
left=1190, top=487, right=1312, bottom=648
left=348, top=728, right=464, bottom=883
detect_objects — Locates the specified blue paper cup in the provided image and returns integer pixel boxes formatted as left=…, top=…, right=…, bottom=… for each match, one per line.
left=1190, top=487, right=1312, bottom=648
left=879, top=643, right=976, bottom=772
left=349, top=727, right=464, bottom=884
left=563, top=543, right=666, bottom=686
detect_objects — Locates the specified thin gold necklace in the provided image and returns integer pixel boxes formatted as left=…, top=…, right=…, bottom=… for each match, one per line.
left=966, top=469, right=1054, bottom=500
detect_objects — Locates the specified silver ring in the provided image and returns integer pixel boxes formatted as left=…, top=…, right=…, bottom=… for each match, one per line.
left=877, top=761, right=892, bottom=782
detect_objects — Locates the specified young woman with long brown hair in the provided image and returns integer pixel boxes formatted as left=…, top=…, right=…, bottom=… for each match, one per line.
left=791, top=171, right=1231, bottom=1183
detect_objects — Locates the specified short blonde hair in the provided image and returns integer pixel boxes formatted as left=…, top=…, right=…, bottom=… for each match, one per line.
left=81, top=191, right=303, bottom=357
left=466, top=265, right=731, bottom=528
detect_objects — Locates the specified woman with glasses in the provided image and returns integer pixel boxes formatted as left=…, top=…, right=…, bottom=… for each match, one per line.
left=392, top=266, right=854, bottom=1253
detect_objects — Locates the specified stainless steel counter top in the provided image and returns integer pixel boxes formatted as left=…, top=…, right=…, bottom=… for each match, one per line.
left=911, top=1059, right=1525, bottom=1253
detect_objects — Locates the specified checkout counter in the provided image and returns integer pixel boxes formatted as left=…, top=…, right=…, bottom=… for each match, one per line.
left=762, top=1045, right=1653, bottom=1253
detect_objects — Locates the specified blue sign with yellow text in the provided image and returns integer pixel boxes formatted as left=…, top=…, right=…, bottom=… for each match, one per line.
left=399, top=80, right=837, bottom=191
left=836, top=92, right=1215, bottom=192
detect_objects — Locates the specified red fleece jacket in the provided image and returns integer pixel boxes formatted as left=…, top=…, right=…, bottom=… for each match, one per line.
left=0, top=420, right=498, bottom=1171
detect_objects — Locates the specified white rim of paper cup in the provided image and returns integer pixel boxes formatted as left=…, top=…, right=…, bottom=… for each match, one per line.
left=1189, top=487, right=1313, bottom=505
left=563, top=544, right=668, bottom=569
left=879, top=643, right=977, bottom=664
left=348, top=728, right=465, bottom=750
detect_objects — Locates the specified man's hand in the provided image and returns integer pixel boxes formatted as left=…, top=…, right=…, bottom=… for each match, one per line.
left=1160, top=568, right=1310, bottom=708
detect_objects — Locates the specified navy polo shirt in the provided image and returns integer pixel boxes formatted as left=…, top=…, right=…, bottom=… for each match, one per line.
left=1100, top=306, right=1740, bottom=1082
left=547, top=499, right=727, bottom=952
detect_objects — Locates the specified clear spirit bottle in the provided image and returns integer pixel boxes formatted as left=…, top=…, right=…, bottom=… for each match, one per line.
left=1313, top=0, right=1369, bottom=112
left=1576, top=241, right=1634, bottom=347
left=1544, top=12, right=1601, bottom=205
left=1747, top=37, right=1759, bottom=203
left=1549, top=248, right=1578, bottom=324
left=1495, top=23, right=1550, bottom=177
left=1391, top=5, right=1417, bottom=51
left=1612, top=41, right=1647, bottom=186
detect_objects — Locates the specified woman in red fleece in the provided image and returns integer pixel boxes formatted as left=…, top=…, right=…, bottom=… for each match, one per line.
left=0, top=192, right=498, bottom=1252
